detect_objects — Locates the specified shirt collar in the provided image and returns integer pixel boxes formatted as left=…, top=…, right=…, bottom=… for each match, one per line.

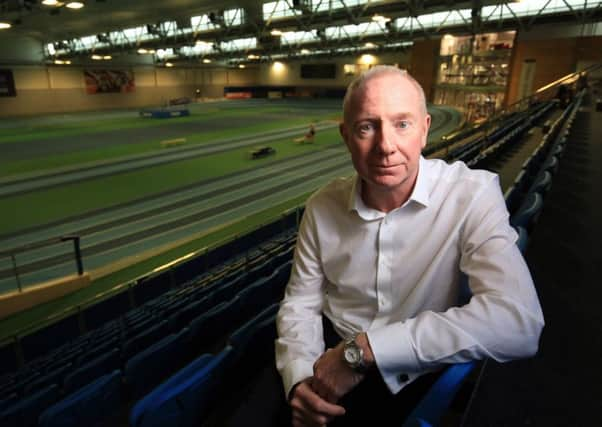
left=347, top=155, right=431, bottom=219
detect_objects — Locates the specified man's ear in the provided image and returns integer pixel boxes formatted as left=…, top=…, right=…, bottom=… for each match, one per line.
left=421, top=114, right=431, bottom=149
left=339, top=121, right=350, bottom=148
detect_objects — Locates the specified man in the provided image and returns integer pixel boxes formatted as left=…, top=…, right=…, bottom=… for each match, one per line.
left=275, top=66, right=544, bottom=426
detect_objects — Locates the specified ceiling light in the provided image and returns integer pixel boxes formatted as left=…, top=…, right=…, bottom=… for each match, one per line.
left=202, top=58, right=211, bottom=63
left=42, top=0, right=61, bottom=5
left=247, top=54, right=259, bottom=60
left=137, top=48, right=148, bottom=54
left=365, top=42, right=376, bottom=48
left=195, top=40, right=212, bottom=47
left=300, top=49, right=310, bottom=54
left=65, top=2, right=85, bottom=9
left=270, top=29, right=282, bottom=36
left=165, top=62, right=174, bottom=67
left=238, top=64, right=246, bottom=69
left=103, top=55, right=111, bottom=60
left=372, top=14, right=391, bottom=24
left=0, top=22, right=12, bottom=30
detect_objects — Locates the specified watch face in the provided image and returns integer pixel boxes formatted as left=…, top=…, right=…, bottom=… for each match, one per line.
left=344, top=346, right=360, bottom=365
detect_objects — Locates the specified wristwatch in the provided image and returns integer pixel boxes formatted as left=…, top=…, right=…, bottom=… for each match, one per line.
left=343, top=334, right=367, bottom=373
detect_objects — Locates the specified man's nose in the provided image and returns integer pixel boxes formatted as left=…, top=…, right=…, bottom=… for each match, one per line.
left=375, top=123, right=395, bottom=155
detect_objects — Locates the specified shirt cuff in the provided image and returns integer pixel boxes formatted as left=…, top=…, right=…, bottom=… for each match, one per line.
left=367, top=322, right=422, bottom=394
left=281, top=358, right=315, bottom=400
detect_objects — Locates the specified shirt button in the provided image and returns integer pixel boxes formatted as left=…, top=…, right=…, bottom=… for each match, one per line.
left=398, top=373, right=409, bottom=383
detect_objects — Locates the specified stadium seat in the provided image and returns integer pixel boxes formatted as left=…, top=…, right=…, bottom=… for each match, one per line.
left=38, top=370, right=122, bottom=427
left=129, top=347, right=233, bottom=427
left=528, top=171, right=552, bottom=197
left=125, top=328, right=189, bottom=399
left=122, top=320, right=169, bottom=361
left=23, top=362, right=72, bottom=394
left=187, top=297, right=243, bottom=357
left=510, top=192, right=544, bottom=230
left=63, top=348, right=120, bottom=395
left=0, top=383, right=59, bottom=427
left=401, top=362, right=476, bottom=427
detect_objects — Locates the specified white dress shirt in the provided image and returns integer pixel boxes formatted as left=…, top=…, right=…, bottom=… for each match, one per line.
left=276, top=156, right=544, bottom=397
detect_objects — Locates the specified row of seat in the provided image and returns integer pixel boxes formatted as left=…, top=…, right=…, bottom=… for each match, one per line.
left=506, top=91, right=584, bottom=232
left=0, top=231, right=295, bottom=399
left=447, top=101, right=554, bottom=164
left=0, top=246, right=295, bottom=426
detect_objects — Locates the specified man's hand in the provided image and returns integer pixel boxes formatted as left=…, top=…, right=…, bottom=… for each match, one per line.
left=311, top=343, right=365, bottom=403
left=289, top=378, right=346, bottom=427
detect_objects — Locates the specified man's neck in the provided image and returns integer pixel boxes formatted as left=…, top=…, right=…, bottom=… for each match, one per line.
left=361, top=180, right=413, bottom=213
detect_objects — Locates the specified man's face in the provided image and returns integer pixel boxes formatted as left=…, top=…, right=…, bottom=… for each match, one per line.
left=340, top=73, right=431, bottom=197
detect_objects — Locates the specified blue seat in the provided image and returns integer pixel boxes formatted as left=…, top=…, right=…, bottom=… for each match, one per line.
left=542, top=154, right=559, bottom=174
left=38, top=370, right=122, bottom=427
left=23, top=362, right=72, bottom=394
left=187, top=297, right=243, bottom=355
left=125, top=328, right=189, bottom=399
left=129, top=347, right=233, bottom=427
left=528, top=170, right=552, bottom=197
left=0, top=383, right=59, bottom=427
left=226, top=312, right=278, bottom=388
left=229, top=304, right=279, bottom=349
left=122, top=320, right=169, bottom=360
left=237, top=265, right=289, bottom=320
left=63, top=348, right=120, bottom=395
left=510, top=192, right=544, bottom=230
left=0, top=393, right=17, bottom=412
left=401, top=362, right=476, bottom=427
left=167, top=295, right=213, bottom=333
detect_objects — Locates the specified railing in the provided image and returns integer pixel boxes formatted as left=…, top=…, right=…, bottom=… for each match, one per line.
left=0, top=236, right=84, bottom=293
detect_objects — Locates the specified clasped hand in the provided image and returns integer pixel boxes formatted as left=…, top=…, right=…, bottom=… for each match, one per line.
left=289, top=342, right=364, bottom=427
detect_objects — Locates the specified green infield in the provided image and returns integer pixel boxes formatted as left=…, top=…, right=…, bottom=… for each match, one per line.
left=0, top=110, right=340, bottom=178
left=0, top=127, right=341, bottom=235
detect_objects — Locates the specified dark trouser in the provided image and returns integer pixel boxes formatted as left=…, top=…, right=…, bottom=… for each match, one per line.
left=222, top=316, right=439, bottom=427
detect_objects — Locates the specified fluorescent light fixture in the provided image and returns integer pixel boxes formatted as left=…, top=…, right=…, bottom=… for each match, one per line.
left=202, top=58, right=211, bottom=63
left=91, top=54, right=103, bottom=60
left=54, top=59, right=72, bottom=64
left=66, top=2, right=84, bottom=9
left=165, top=62, right=174, bottom=67
left=238, top=64, right=246, bottom=68
left=137, top=48, right=149, bottom=54
left=42, top=0, right=61, bottom=5
left=300, top=49, right=310, bottom=54
left=270, top=29, right=282, bottom=36
left=0, top=22, right=11, bottom=30
left=195, top=40, right=212, bottom=47
left=372, top=14, right=391, bottom=23
left=247, top=54, right=259, bottom=59
left=359, top=54, right=377, bottom=65
left=103, top=55, right=112, bottom=60
left=272, top=61, right=285, bottom=73
left=364, top=42, right=376, bottom=48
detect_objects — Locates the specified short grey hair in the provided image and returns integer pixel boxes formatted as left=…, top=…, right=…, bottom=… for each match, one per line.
left=342, top=65, right=428, bottom=123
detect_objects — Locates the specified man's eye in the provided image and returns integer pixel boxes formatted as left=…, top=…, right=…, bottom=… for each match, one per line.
left=358, top=123, right=374, bottom=133
left=396, top=120, right=411, bottom=129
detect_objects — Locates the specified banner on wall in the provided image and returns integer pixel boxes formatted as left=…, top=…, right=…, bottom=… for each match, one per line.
left=0, top=69, right=17, bottom=97
left=84, top=69, right=135, bottom=94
